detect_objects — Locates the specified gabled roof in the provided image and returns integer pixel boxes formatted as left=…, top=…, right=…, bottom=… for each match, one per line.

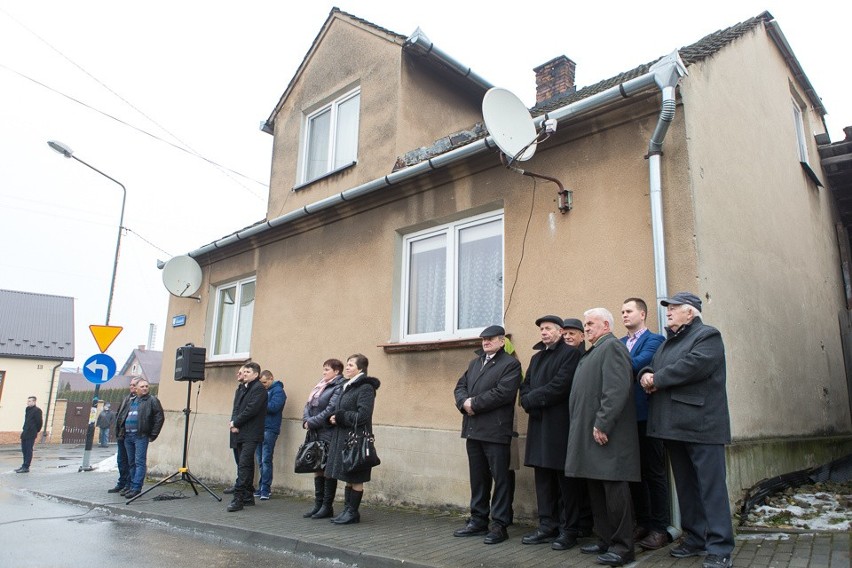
left=534, top=11, right=825, bottom=116
left=0, top=289, right=74, bottom=360
left=118, top=348, right=163, bottom=381
left=262, top=8, right=491, bottom=134
left=263, top=8, right=407, bottom=133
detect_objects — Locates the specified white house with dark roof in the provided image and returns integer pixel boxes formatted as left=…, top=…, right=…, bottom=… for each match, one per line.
left=0, top=289, right=74, bottom=443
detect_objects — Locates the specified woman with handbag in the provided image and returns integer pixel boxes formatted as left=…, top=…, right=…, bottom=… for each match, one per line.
left=325, top=353, right=381, bottom=525
left=301, top=358, right=345, bottom=518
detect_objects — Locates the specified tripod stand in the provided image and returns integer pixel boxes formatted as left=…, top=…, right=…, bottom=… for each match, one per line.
left=127, top=380, right=221, bottom=504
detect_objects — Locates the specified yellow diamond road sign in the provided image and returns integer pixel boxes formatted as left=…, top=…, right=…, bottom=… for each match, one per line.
left=89, top=325, right=123, bottom=353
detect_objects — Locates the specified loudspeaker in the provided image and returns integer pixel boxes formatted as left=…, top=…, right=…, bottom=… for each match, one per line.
left=175, top=345, right=206, bottom=381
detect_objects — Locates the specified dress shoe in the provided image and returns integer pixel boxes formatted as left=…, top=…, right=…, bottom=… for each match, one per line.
left=670, top=543, right=707, bottom=558
left=226, top=499, right=244, bottom=512
left=222, top=486, right=236, bottom=495
left=124, top=490, right=141, bottom=499
left=703, top=554, right=733, bottom=568
left=107, top=486, right=124, bottom=493
left=637, top=530, right=670, bottom=550
left=596, top=551, right=634, bottom=567
left=14, top=467, right=29, bottom=473
left=453, top=522, right=488, bottom=537
left=551, top=533, right=578, bottom=550
left=633, top=525, right=649, bottom=541
left=521, top=528, right=557, bottom=545
left=119, top=488, right=130, bottom=496
left=581, top=542, right=608, bottom=554
left=483, top=525, right=508, bottom=544
left=243, top=497, right=255, bottom=506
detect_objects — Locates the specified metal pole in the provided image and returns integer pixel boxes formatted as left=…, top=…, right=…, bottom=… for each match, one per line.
left=67, top=155, right=126, bottom=472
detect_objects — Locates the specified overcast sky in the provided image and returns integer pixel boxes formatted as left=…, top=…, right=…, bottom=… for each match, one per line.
left=1, top=1, right=848, bottom=371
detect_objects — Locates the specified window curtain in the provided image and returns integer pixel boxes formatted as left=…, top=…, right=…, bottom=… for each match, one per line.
left=408, top=235, right=446, bottom=334
left=235, top=281, right=255, bottom=354
left=457, top=232, right=502, bottom=330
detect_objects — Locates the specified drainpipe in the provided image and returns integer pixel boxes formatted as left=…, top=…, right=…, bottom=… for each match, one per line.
left=646, top=52, right=688, bottom=332
left=42, top=362, right=62, bottom=443
left=646, top=51, right=688, bottom=542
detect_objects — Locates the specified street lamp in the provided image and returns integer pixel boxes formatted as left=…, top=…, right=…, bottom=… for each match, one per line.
left=48, top=140, right=126, bottom=471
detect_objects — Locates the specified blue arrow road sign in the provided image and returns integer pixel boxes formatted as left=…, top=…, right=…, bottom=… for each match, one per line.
left=83, top=353, right=117, bottom=384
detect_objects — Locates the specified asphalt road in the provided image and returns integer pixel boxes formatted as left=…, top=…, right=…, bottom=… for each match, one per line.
left=0, top=444, right=347, bottom=568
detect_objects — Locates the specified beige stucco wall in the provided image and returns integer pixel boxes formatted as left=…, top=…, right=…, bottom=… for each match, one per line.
left=0, top=357, right=60, bottom=441
left=150, top=23, right=851, bottom=513
left=680, top=25, right=851, bottom=440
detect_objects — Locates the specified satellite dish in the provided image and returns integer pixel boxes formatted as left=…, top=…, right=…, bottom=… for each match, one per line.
left=162, top=255, right=203, bottom=298
left=482, top=87, right=537, bottom=161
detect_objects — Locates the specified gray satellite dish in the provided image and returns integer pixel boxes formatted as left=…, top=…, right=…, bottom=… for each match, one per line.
left=162, top=255, right=203, bottom=297
left=482, top=87, right=537, bottom=161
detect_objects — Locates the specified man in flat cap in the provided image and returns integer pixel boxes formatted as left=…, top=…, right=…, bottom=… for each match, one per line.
left=519, top=315, right=584, bottom=551
left=453, top=325, right=523, bottom=545
left=562, top=318, right=587, bottom=353
left=639, top=292, right=734, bottom=568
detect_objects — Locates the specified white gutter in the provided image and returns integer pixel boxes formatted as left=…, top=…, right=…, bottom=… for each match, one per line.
left=403, top=28, right=493, bottom=92
left=190, top=52, right=686, bottom=259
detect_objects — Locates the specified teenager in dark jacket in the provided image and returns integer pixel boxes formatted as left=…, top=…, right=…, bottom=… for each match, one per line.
left=16, top=396, right=43, bottom=473
left=325, top=354, right=380, bottom=525
left=227, top=362, right=267, bottom=511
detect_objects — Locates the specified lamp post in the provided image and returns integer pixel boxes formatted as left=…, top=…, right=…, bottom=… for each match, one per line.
left=48, top=140, right=126, bottom=471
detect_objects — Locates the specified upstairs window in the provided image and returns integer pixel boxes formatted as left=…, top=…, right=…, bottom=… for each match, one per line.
left=211, top=277, right=256, bottom=359
left=302, top=88, right=360, bottom=183
left=792, top=99, right=809, bottom=164
left=401, top=212, right=504, bottom=341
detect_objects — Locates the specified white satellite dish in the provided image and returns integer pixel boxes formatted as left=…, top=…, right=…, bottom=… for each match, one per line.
left=482, top=87, right=537, bottom=162
left=162, top=255, right=203, bottom=298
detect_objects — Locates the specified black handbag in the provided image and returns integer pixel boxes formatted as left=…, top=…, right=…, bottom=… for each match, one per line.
left=341, top=415, right=380, bottom=473
left=294, top=430, right=328, bottom=473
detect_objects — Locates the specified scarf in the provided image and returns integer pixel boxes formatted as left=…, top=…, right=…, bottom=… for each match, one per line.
left=308, top=374, right=340, bottom=407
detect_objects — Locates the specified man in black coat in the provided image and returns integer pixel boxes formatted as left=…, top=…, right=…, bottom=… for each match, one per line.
left=519, top=315, right=584, bottom=550
left=453, top=325, right=523, bottom=545
left=640, top=292, right=734, bottom=568
left=227, top=362, right=267, bottom=512
left=16, top=396, right=43, bottom=473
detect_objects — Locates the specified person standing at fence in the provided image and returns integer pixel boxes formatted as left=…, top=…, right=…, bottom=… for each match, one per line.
left=97, top=404, right=114, bottom=447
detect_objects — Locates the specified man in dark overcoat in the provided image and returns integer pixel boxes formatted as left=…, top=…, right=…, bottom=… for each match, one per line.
left=16, top=396, right=43, bottom=473
left=562, top=318, right=586, bottom=353
left=453, top=325, right=523, bottom=545
left=566, top=308, right=639, bottom=567
left=519, top=315, right=584, bottom=550
left=639, top=292, right=734, bottom=568
left=227, top=362, right=267, bottom=512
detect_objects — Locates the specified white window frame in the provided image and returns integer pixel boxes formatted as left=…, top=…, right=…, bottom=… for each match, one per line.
left=210, top=276, right=256, bottom=361
left=792, top=98, right=809, bottom=164
left=400, top=211, right=504, bottom=342
left=300, top=87, right=360, bottom=184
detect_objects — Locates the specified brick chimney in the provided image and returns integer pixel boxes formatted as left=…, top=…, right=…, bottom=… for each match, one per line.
left=533, top=55, right=576, bottom=104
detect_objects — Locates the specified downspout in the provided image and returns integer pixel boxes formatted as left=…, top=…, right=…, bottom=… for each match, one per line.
left=646, top=52, right=688, bottom=332
left=42, top=362, right=62, bottom=442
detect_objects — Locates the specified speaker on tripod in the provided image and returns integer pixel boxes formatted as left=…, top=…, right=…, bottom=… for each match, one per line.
left=127, top=344, right=221, bottom=504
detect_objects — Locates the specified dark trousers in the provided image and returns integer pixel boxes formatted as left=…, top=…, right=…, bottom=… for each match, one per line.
left=587, top=479, right=634, bottom=556
left=466, top=439, right=513, bottom=528
left=116, top=437, right=129, bottom=488
left=630, top=421, right=670, bottom=532
left=21, top=437, right=35, bottom=468
left=665, top=440, right=735, bottom=556
left=533, top=466, right=585, bottom=535
left=234, top=440, right=259, bottom=500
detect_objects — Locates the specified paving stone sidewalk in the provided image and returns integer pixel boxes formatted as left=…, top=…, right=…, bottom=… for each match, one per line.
left=1, top=446, right=848, bottom=567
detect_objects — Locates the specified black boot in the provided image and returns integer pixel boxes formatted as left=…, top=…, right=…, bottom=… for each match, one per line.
left=303, top=476, right=325, bottom=518
left=226, top=496, right=244, bottom=512
left=330, top=485, right=351, bottom=523
left=332, top=489, right=362, bottom=525
left=312, top=478, right=338, bottom=519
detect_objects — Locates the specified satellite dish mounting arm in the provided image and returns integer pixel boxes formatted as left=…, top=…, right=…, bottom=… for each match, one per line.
left=500, top=153, right=572, bottom=213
